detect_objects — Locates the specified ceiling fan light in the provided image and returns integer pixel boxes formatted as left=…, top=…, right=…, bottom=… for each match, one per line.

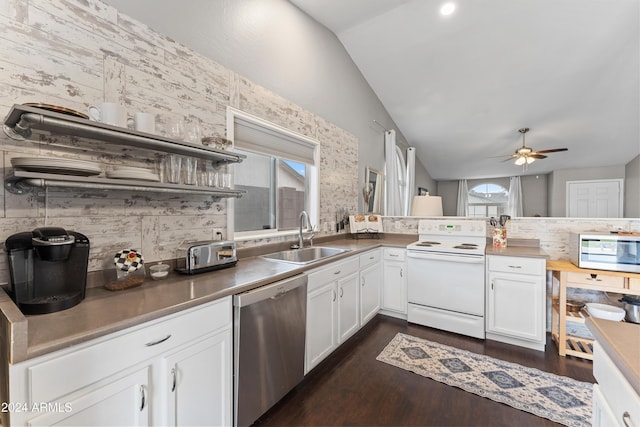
left=514, top=156, right=526, bottom=166
left=440, top=2, right=456, bottom=15
left=526, top=157, right=536, bottom=164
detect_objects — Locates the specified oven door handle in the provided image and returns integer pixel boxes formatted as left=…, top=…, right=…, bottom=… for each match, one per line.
left=407, top=250, right=485, bottom=264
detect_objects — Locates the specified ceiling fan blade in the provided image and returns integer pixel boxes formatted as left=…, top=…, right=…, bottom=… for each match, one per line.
left=487, top=154, right=517, bottom=159
left=533, top=148, right=568, bottom=154
left=529, top=154, right=548, bottom=159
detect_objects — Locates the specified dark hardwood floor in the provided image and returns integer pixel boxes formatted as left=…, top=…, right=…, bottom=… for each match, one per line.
left=253, top=315, right=595, bottom=427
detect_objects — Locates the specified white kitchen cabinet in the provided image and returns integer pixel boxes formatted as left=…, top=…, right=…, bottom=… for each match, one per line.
left=7, top=297, right=232, bottom=426
left=486, top=255, right=546, bottom=351
left=305, top=257, right=359, bottom=373
left=592, top=341, right=640, bottom=427
left=381, top=247, right=407, bottom=317
left=161, top=330, right=232, bottom=426
left=360, top=249, right=382, bottom=325
left=26, top=367, right=150, bottom=426
left=337, top=272, right=360, bottom=342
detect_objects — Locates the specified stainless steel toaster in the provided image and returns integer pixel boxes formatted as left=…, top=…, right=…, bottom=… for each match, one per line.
left=176, top=240, right=237, bottom=274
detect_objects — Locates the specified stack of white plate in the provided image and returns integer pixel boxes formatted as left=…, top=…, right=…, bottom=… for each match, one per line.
left=11, top=157, right=102, bottom=176
left=106, top=165, right=160, bottom=182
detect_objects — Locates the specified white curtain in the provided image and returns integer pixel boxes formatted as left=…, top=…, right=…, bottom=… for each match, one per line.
left=403, top=147, right=415, bottom=216
left=456, top=179, right=468, bottom=216
left=508, top=176, right=524, bottom=217
left=384, top=129, right=415, bottom=216
left=384, top=130, right=399, bottom=216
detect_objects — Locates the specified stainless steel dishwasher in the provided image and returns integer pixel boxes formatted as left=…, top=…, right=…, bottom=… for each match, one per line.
left=233, top=273, right=307, bottom=427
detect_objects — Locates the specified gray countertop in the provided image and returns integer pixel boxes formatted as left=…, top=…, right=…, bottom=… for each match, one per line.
left=484, top=239, right=548, bottom=258
left=586, top=318, right=640, bottom=395
left=1, top=236, right=414, bottom=364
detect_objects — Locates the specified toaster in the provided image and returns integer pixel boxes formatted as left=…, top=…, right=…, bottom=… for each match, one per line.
left=176, top=240, right=237, bottom=274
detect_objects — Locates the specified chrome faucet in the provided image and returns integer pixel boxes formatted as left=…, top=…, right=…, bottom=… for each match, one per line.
left=298, top=210, right=313, bottom=249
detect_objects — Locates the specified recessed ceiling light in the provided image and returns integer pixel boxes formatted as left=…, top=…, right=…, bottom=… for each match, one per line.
left=440, top=2, right=456, bottom=16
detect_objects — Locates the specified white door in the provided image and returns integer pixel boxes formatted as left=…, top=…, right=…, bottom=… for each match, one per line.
left=305, top=281, right=337, bottom=373
left=567, top=179, right=623, bottom=218
left=163, top=331, right=232, bottom=427
left=338, top=272, right=360, bottom=343
left=27, top=367, right=149, bottom=426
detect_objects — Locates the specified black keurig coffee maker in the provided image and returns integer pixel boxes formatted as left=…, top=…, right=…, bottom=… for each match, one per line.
left=5, top=227, right=90, bottom=315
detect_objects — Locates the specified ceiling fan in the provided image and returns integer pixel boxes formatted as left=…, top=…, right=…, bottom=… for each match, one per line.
left=502, top=128, right=568, bottom=166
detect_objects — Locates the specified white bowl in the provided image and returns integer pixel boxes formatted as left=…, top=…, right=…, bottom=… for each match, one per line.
left=586, top=303, right=626, bottom=321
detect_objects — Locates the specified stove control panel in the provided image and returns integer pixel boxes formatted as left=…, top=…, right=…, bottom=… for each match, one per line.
left=418, top=219, right=486, bottom=237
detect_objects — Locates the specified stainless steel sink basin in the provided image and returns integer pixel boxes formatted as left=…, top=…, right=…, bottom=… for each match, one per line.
left=261, top=246, right=348, bottom=265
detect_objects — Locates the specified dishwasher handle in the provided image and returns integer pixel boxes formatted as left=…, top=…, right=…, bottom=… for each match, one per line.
left=233, top=274, right=308, bottom=308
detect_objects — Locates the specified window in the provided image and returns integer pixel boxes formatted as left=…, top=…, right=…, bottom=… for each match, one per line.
left=227, top=107, right=319, bottom=238
left=468, top=183, right=508, bottom=217
left=234, top=150, right=308, bottom=232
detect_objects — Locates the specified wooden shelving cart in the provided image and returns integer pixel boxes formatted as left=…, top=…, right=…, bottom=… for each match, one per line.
left=547, top=260, right=640, bottom=360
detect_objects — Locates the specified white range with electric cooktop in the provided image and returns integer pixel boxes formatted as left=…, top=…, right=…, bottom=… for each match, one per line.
left=407, top=219, right=487, bottom=339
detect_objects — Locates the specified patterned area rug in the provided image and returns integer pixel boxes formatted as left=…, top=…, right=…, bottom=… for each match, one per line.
left=377, top=333, right=592, bottom=427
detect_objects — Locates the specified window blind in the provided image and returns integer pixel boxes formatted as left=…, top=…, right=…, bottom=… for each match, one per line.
left=233, top=117, right=317, bottom=165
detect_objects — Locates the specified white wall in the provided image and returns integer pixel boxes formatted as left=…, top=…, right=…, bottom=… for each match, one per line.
left=101, top=0, right=435, bottom=212
left=547, top=165, right=626, bottom=217
left=626, top=155, right=640, bottom=217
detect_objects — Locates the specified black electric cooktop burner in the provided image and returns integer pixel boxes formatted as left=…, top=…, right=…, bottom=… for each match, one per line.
left=416, top=241, right=441, bottom=246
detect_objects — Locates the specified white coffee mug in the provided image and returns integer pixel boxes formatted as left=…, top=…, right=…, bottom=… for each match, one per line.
left=131, top=112, right=156, bottom=134
left=88, top=102, right=127, bottom=127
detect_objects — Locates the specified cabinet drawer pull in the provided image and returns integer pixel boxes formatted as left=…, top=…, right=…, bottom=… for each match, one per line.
left=587, top=274, right=602, bottom=281
left=389, top=253, right=399, bottom=257
left=140, top=385, right=146, bottom=411
left=369, top=256, right=374, bottom=260
left=145, top=334, right=172, bottom=347
left=622, top=411, right=631, bottom=427
left=334, top=270, right=341, bottom=275
left=171, top=368, right=177, bottom=392
left=508, top=265, right=522, bottom=269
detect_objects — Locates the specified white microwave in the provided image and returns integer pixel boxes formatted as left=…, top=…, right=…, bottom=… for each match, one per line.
left=570, top=233, right=640, bottom=273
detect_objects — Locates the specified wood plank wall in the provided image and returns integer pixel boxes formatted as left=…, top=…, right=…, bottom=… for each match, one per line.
left=0, top=0, right=359, bottom=281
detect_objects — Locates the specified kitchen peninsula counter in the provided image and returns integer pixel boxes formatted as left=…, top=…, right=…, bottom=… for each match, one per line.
left=0, top=235, right=415, bottom=364
left=586, top=318, right=640, bottom=395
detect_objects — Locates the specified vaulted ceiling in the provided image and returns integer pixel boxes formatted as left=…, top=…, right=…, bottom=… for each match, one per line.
left=290, top=0, right=640, bottom=180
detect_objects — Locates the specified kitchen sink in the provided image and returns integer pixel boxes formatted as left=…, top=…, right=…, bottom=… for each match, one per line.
left=261, top=246, right=348, bottom=265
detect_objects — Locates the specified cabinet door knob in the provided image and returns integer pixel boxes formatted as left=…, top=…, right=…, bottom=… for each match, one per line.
left=171, top=368, right=177, bottom=392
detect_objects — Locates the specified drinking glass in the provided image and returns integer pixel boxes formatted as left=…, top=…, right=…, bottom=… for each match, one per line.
left=221, top=173, right=231, bottom=188
left=168, top=119, right=185, bottom=140
left=185, top=122, right=202, bottom=144
left=167, top=155, right=182, bottom=184
left=183, top=158, right=198, bottom=185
